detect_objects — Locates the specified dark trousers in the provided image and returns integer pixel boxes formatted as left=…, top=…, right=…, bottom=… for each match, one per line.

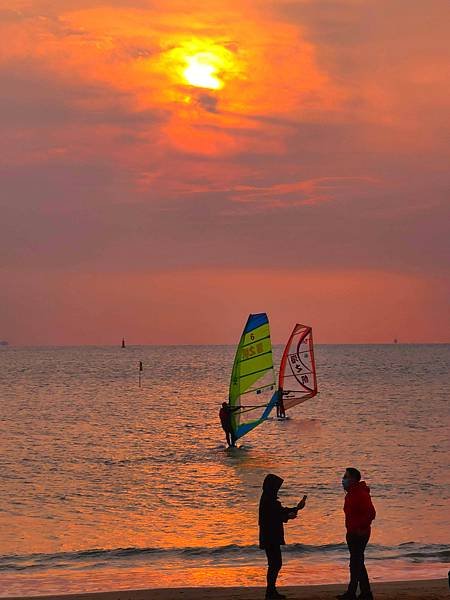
left=264, top=545, right=282, bottom=592
left=346, top=532, right=371, bottom=595
left=276, top=403, right=285, bottom=418
left=223, top=428, right=236, bottom=447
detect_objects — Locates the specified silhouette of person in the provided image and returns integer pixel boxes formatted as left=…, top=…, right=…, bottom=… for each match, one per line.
left=219, top=402, right=240, bottom=447
left=336, top=467, right=376, bottom=600
left=259, top=474, right=307, bottom=599
left=276, top=390, right=286, bottom=418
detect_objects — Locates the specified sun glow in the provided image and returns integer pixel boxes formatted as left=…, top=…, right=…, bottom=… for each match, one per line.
left=163, top=40, right=238, bottom=92
left=183, top=53, right=223, bottom=90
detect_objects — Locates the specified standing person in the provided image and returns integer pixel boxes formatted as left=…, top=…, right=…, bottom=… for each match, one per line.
left=337, top=468, right=376, bottom=600
left=218, top=402, right=240, bottom=447
left=276, top=390, right=286, bottom=419
left=259, top=474, right=307, bottom=599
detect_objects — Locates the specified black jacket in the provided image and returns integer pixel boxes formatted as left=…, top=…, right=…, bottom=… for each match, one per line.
left=259, top=474, right=298, bottom=548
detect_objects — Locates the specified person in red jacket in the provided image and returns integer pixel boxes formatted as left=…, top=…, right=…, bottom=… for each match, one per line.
left=337, top=467, right=376, bottom=600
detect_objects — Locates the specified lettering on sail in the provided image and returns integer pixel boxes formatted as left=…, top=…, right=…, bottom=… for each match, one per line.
left=289, top=353, right=304, bottom=373
left=241, top=342, right=264, bottom=360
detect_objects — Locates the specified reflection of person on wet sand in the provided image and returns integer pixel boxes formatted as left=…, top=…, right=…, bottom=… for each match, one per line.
left=259, top=474, right=307, bottom=599
left=219, top=402, right=240, bottom=447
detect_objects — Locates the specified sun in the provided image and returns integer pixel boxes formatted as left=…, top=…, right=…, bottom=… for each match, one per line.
left=182, top=52, right=224, bottom=90
left=162, top=40, right=239, bottom=94
left=183, top=53, right=223, bottom=90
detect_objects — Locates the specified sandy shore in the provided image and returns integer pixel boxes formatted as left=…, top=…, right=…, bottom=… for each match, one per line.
left=5, top=579, right=448, bottom=600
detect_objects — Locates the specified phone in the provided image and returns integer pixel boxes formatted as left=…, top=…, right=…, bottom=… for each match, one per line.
left=298, top=495, right=307, bottom=507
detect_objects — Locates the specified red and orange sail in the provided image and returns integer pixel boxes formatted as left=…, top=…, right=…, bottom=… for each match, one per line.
left=278, top=324, right=318, bottom=411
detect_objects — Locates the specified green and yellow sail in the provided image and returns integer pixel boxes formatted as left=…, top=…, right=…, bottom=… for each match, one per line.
left=229, top=313, right=278, bottom=439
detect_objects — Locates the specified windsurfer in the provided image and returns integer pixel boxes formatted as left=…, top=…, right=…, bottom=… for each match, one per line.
left=276, top=390, right=286, bottom=418
left=219, top=402, right=240, bottom=447
left=259, top=474, right=307, bottom=599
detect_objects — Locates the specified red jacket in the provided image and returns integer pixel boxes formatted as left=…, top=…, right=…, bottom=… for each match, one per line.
left=344, top=481, right=376, bottom=535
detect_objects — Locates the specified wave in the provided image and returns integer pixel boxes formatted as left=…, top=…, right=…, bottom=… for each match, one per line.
left=1, top=542, right=449, bottom=573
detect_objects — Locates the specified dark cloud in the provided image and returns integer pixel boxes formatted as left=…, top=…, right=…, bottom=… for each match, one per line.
left=196, top=93, right=219, bottom=113
left=0, top=61, right=166, bottom=129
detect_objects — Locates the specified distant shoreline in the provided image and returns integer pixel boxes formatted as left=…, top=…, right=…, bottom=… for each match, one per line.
left=5, top=579, right=448, bottom=600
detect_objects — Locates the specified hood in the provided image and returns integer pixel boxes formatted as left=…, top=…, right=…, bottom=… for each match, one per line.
left=349, top=480, right=370, bottom=494
left=262, top=473, right=284, bottom=494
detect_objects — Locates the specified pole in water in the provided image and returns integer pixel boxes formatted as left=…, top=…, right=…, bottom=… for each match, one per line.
left=138, top=361, right=143, bottom=387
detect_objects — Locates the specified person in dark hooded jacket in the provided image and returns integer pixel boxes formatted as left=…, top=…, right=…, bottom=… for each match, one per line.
left=337, top=467, right=376, bottom=600
left=259, top=474, right=307, bottom=599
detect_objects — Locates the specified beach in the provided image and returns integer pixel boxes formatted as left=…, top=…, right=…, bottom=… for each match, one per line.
left=2, top=0, right=450, bottom=594
left=5, top=579, right=449, bottom=600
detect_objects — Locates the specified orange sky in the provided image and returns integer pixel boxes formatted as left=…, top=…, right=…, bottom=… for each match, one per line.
left=0, top=0, right=449, bottom=344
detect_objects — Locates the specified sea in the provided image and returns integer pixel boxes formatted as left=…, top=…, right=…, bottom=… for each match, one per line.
left=0, top=344, right=449, bottom=597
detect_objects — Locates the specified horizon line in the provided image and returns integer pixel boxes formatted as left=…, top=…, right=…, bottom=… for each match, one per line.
left=1, top=342, right=449, bottom=349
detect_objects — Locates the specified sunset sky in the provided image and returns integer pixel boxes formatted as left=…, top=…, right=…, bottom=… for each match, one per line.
left=1, top=0, right=449, bottom=345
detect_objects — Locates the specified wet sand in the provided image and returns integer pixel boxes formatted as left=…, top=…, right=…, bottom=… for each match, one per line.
left=6, top=579, right=448, bottom=600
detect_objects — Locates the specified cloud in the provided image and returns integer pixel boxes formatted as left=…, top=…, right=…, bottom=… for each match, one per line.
left=272, top=0, right=450, bottom=139
left=229, top=176, right=379, bottom=207
left=196, top=93, right=219, bottom=113
left=0, top=8, right=26, bottom=22
left=0, top=0, right=449, bottom=342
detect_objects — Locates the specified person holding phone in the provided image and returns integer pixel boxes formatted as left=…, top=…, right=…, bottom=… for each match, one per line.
left=259, top=473, right=307, bottom=599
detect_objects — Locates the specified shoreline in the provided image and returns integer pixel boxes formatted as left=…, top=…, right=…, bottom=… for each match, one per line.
left=5, top=579, right=448, bottom=600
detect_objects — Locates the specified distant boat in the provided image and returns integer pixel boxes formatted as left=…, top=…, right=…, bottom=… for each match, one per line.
left=394, top=338, right=398, bottom=344
left=0, top=340, right=8, bottom=346
left=121, top=338, right=126, bottom=348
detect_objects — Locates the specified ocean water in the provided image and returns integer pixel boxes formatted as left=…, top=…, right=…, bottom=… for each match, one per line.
left=0, top=344, right=449, bottom=597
